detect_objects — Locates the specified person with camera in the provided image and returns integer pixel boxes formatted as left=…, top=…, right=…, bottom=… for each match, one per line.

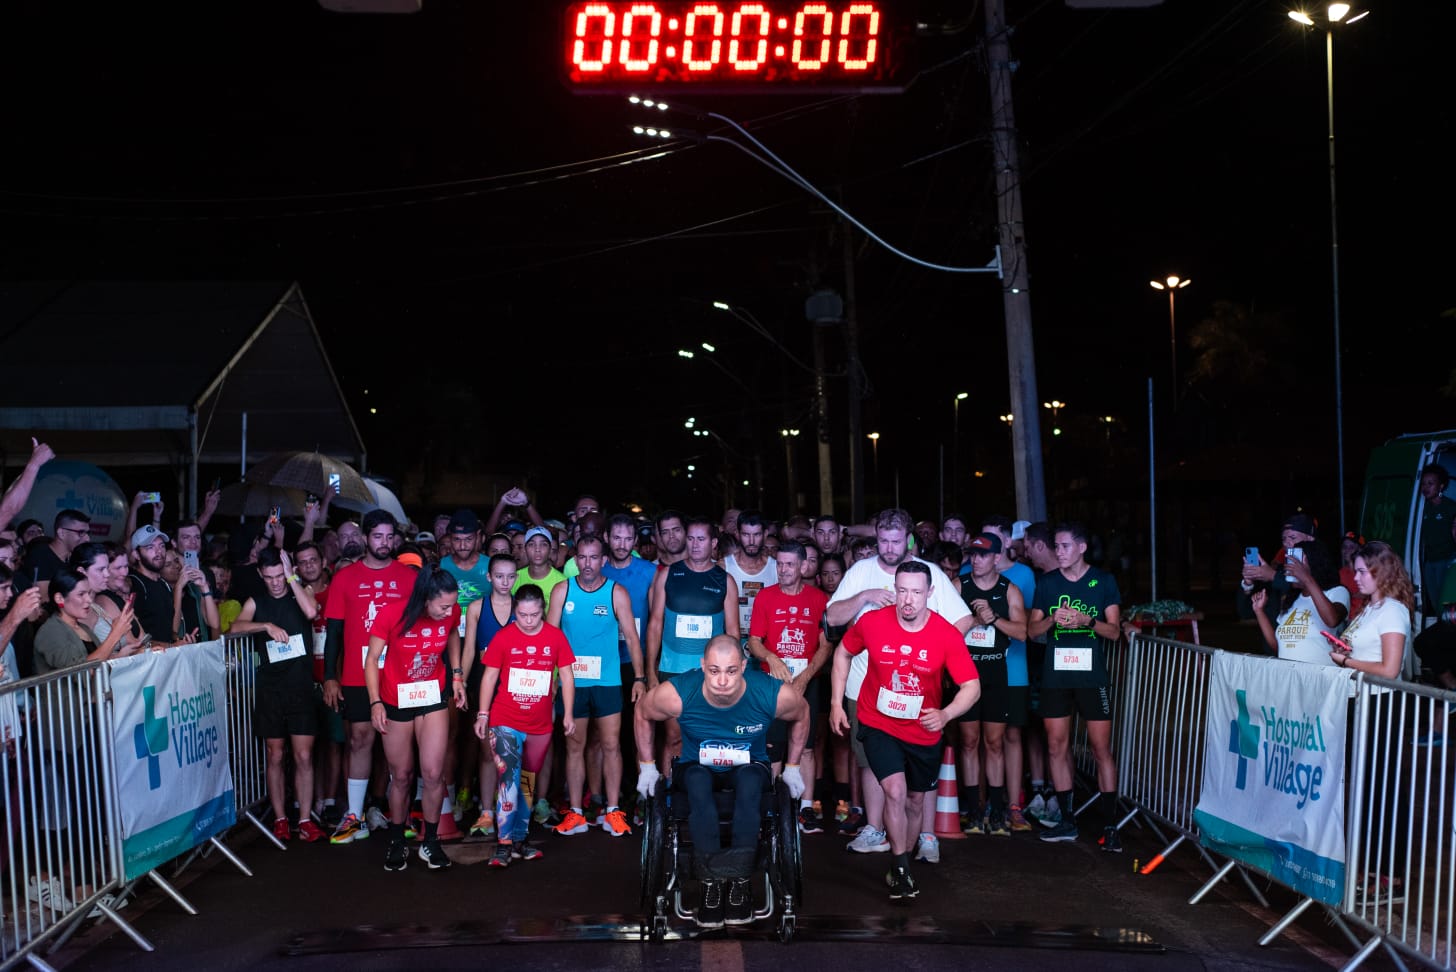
left=1250, top=540, right=1349, bottom=665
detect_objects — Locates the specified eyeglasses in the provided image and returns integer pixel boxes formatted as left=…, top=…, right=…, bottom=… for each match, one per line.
left=60, top=526, right=91, bottom=537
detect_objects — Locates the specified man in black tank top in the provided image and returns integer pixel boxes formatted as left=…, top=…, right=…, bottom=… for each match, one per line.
left=129, top=525, right=177, bottom=643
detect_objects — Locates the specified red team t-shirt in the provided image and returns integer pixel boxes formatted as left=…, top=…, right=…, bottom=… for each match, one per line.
left=323, top=560, right=419, bottom=687
left=369, top=599, right=461, bottom=709
left=310, top=583, right=330, bottom=684
left=749, top=584, right=828, bottom=677
left=840, top=606, right=979, bottom=747
left=484, top=622, right=575, bottom=736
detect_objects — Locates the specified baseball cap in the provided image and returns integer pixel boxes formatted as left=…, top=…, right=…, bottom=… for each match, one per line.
left=414, top=531, right=436, bottom=544
left=1283, top=512, right=1317, bottom=537
left=447, top=509, right=480, bottom=534
left=524, top=526, right=554, bottom=545
left=131, top=525, right=170, bottom=548
left=968, top=532, right=1003, bottom=555
left=1011, top=520, right=1031, bottom=541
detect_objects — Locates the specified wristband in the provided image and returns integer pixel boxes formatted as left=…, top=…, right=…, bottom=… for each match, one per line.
left=289, top=574, right=300, bottom=584
left=370, top=700, right=385, bottom=708
left=634, top=676, right=647, bottom=683
left=199, top=590, right=213, bottom=597
left=475, top=711, right=489, bottom=720
left=451, top=667, right=463, bottom=674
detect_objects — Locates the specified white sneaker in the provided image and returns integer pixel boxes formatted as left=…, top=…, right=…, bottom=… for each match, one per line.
left=847, top=827, right=890, bottom=853
left=365, top=806, right=388, bottom=833
left=1036, top=796, right=1063, bottom=828
left=915, top=834, right=940, bottom=863
left=1025, top=792, right=1046, bottom=820
left=28, top=876, right=75, bottom=912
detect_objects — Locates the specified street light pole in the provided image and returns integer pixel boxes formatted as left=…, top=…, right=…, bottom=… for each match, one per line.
left=1148, top=275, right=1191, bottom=407
left=1290, top=2, right=1368, bottom=534
left=867, top=432, right=880, bottom=507
left=952, top=392, right=967, bottom=512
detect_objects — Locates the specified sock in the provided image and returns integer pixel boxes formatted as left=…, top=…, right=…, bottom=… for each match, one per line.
left=323, top=798, right=336, bottom=807
left=1101, top=791, right=1118, bottom=828
left=833, top=781, right=850, bottom=803
left=441, top=795, right=453, bottom=814
left=801, top=798, right=813, bottom=810
left=892, top=851, right=910, bottom=870
left=991, top=785, right=1008, bottom=813
left=1057, top=790, right=1074, bottom=820
left=424, top=819, right=439, bottom=842
left=389, top=822, right=405, bottom=841
left=347, top=779, right=368, bottom=820
left=606, top=805, right=619, bottom=813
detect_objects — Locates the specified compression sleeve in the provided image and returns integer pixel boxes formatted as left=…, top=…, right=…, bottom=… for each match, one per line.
left=324, top=618, right=345, bottom=682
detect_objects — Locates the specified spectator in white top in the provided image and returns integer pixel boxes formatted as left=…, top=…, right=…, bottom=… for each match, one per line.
left=1250, top=540, right=1349, bottom=665
left=1330, top=541, right=1414, bottom=679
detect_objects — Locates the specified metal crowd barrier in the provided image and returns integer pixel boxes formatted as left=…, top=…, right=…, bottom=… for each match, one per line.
left=0, top=663, right=148, bottom=971
left=221, top=631, right=281, bottom=852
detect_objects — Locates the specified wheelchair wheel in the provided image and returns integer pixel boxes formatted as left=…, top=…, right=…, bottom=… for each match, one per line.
left=772, top=780, right=803, bottom=907
left=639, top=780, right=668, bottom=910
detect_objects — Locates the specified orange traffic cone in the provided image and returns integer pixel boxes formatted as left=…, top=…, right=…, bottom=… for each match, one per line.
left=932, top=745, right=965, bottom=839
left=436, top=803, right=464, bottom=843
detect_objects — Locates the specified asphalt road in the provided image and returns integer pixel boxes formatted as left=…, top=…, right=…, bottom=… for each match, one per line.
left=49, top=803, right=1349, bottom=972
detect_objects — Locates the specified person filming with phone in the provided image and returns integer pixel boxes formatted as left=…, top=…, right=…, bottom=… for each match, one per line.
left=1238, top=513, right=1318, bottom=627
left=1249, top=540, right=1349, bottom=665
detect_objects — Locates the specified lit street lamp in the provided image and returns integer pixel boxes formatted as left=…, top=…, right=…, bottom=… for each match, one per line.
left=867, top=432, right=881, bottom=501
left=1042, top=400, right=1065, bottom=437
left=1148, top=275, right=1192, bottom=402
left=1288, top=1, right=1367, bottom=533
left=951, top=392, right=968, bottom=507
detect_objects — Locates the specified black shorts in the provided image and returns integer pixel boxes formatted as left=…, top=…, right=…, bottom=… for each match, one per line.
left=964, top=684, right=1028, bottom=727
left=766, top=679, right=819, bottom=763
left=382, top=699, right=449, bottom=722
left=1026, top=641, right=1047, bottom=714
left=341, top=684, right=373, bottom=724
left=255, top=680, right=317, bottom=739
left=1039, top=684, right=1112, bottom=721
left=313, top=685, right=345, bottom=744
left=568, top=684, right=624, bottom=720
left=858, top=723, right=941, bottom=792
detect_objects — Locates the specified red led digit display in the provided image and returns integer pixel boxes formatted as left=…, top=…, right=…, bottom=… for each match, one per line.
left=564, top=1, right=909, bottom=93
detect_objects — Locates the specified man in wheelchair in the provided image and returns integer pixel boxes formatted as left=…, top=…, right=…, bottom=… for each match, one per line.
left=635, top=635, right=810, bottom=929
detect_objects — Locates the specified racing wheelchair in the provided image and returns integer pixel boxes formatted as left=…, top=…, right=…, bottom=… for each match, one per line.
left=638, top=770, right=803, bottom=943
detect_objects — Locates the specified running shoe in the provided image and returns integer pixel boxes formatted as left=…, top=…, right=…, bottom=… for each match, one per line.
left=383, top=838, right=409, bottom=871
left=1038, top=818, right=1079, bottom=843
left=1415, top=734, right=1445, bottom=748
left=585, top=796, right=606, bottom=825
left=365, top=805, right=389, bottom=833
left=725, top=877, right=754, bottom=925
left=455, top=786, right=472, bottom=810
left=1098, top=826, right=1123, bottom=854
left=962, top=804, right=985, bottom=835
left=555, top=810, right=590, bottom=836
left=1024, top=791, right=1047, bottom=822
left=839, top=808, right=865, bottom=836
left=512, top=840, right=544, bottom=861
left=418, top=841, right=452, bottom=870
left=27, top=876, right=76, bottom=913
left=297, top=820, right=327, bottom=843
left=834, top=799, right=851, bottom=823
left=987, top=807, right=1011, bottom=837
left=488, top=843, right=512, bottom=868
left=1356, top=873, right=1405, bottom=906
left=1035, top=797, right=1063, bottom=829
left=318, top=803, right=343, bottom=829
left=329, top=812, right=368, bottom=844
left=798, top=807, right=824, bottom=834
left=847, top=827, right=890, bottom=853
left=1008, top=804, right=1033, bottom=832
left=532, top=799, right=553, bottom=825
left=602, top=808, right=631, bottom=837
left=470, top=811, right=496, bottom=839
left=697, top=879, right=726, bottom=929
left=914, top=834, right=940, bottom=863
left=272, top=817, right=292, bottom=842
left=886, top=866, right=919, bottom=901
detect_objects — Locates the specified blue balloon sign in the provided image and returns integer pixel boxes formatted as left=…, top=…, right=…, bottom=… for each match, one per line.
left=16, top=461, right=129, bottom=542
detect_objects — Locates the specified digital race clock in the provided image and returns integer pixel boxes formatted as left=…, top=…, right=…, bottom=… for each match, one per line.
left=564, top=2, right=913, bottom=93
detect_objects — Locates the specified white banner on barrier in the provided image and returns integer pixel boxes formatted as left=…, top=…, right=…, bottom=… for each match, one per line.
left=109, top=643, right=237, bottom=880
left=1193, top=651, right=1349, bottom=905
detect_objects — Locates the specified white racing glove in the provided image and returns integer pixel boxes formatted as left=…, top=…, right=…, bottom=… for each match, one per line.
left=781, top=764, right=806, bottom=800
left=636, top=761, right=661, bottom=801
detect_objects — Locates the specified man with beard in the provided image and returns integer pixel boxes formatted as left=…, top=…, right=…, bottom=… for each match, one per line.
left=321, top=510, right=419, bottom=844
left=826, top=509, right=971, bottom=859
left=724, top=512, right=777, bottom=644
left=654, top=509, right=687, bottom=568
left=129, top=524, right=194, bottom=644
left=334, top=520, right=366, bottom=568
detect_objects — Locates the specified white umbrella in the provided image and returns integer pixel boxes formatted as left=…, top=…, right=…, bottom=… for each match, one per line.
left=332, top=477, right=408, bottom=526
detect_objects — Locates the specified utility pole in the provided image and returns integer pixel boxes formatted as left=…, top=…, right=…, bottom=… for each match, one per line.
left=985, top=0, right=1047, bottom=522
left=810, top=325, right=835, bottom=515
left=842, top=222, right=866, bottom=522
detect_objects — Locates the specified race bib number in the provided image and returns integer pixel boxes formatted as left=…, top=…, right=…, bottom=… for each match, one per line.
left=458, top=615, right=468, bottom=638
left=312, top=631, right=326, bottom=659
left=699, top=741, right=750, bottom=767
left=966, top=625, right=996, bottom=648
left=360, top=645, right=386, bottom=670
left=784, top=657, right=809, bottom=677
left=397, top=679, right=442, bottom=708
left=675, top=614, right=712, bottom=640
left=572, top=655, right=602, bottom=680
left=507, top=667, right=549, bottom=699
left=266, top=634, right=307, bottom=665
left=1054, top=645, right=1093, bottom=671
left=876, top=686, right=923, bottom=720
left=619, top=616, right=642, bottom=641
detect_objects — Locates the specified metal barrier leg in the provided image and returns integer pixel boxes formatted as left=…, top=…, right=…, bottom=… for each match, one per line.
left=23, top=953, right=58, bottom=972
left=90, top=901, right=155, bottom=953
left=1257, top=896, right=1313, bottom=946
left=1233, top=864, right=1271, bottom=910
left=245, top=809, right=287, bottom=851
left=207, top=836, right=253, bottom=877
left=1140, top=834, right=1185, bottom=875
left=1189, top=859, right=1238, bottom=904
left=1340, top=934, right=1386, bottom=972
left=145, top=870, right=199, bottom=916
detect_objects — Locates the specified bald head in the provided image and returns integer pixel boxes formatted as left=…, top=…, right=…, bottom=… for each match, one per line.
left=700, top=635, right=749, bottom=705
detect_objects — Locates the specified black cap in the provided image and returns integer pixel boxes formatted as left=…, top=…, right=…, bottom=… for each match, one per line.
left=1283, top=512, right=1317, bottom=537
left=448, top=509, right=480, bottom=534
left=968, top=532, right=1003, bottom=555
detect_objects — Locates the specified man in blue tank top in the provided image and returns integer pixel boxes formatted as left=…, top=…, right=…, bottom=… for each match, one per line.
left=548, top=534, right=644, bottom=839
left=635, top=636, right=807, bottom=930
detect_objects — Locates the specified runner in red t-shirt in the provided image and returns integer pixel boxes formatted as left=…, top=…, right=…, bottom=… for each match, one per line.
left=746, top=541, right=831, bottom=834
left=830, top=561, right=980, bottom=903
left=364, top=565, right=464, bottom=873
left=320, top=511, right=419, bottom=844
left=475, top=583, right=577, bottom=867
left=295, top=541, right=342, bottom=828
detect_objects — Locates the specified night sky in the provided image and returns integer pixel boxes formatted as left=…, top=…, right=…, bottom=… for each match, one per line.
left=2, top=0, right=1451, bottom=526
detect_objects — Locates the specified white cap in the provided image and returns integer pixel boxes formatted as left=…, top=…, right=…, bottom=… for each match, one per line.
left=1010, top=520, right=1031, bottom=541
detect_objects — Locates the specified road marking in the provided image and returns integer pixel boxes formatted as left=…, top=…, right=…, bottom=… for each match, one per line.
left=700, top=939, right=744, bottom=972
